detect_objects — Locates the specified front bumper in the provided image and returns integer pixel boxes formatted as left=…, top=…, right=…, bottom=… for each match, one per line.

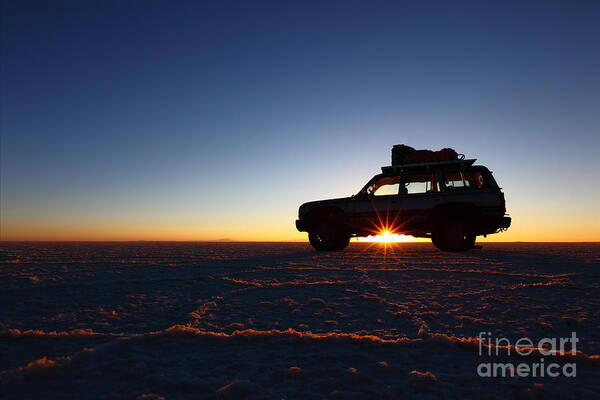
left=296, top=219, right=308, bottom=232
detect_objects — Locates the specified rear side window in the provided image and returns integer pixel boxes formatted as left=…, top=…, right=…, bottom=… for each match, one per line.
left=444, top=171, right=468, bottom=189
left=443, top=170, right=489, bottom=190
left=464, top=170, right=489, bottom=189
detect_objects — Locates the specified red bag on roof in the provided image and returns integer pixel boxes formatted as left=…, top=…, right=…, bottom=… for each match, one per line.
left=437, top=148, right=459, bottom=161
left=392, top=145, right=459, bottom=165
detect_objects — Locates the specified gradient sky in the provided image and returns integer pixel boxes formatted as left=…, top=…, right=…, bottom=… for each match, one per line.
left=1, top=0, right=599, bottom=241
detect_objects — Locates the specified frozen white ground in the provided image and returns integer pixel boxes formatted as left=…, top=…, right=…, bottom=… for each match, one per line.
left=0, top=242, right=599, bottom=399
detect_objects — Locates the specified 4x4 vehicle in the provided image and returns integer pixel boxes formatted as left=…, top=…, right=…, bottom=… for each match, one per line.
left=296, top=151, right=511, bottom=252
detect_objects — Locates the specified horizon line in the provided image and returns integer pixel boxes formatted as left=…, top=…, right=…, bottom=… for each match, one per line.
left=1, top=240, right=599, bottom=244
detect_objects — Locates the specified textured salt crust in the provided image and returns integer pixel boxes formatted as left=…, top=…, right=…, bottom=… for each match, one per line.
left=1, top=242, right=599, bottom=399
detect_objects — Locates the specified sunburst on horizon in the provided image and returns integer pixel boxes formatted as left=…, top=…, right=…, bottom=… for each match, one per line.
left=355, top=230, right=414, bottom=243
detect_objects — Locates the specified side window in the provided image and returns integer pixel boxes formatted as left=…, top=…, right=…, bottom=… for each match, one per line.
left=444, top=171, right=467, bottom=189
left=369, top=176, right=401, bottom=196
left=402, top=173, right=439, bottom=195
left=444, top=170, right=488, bottom=190
left=464, top=170, right=488, bottom=189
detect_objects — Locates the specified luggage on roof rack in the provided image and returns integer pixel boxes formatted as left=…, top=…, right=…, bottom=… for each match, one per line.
left=381, top=158, right=476, bottom=173
left=391, top=144, right=463, bottom=165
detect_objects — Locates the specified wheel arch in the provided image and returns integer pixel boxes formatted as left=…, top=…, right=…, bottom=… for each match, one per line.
left=428, top=202, right=483, bottom=232
left=303, top=206, right=347, bottom=231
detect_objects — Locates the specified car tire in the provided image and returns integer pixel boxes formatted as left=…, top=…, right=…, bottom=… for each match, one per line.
left=433, top=220, right=474, bottom=252
left=431, top=231, right=449, bottom=251
left=463, top=234, right=476, bottom=250
left=308, top=221, right=348, bottom=251
left=334, top=232, right=351, bottom=250
left=308, top=231, right=327, bottom=250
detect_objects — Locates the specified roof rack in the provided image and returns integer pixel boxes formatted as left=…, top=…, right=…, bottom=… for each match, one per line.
left=381, top=159, right=476, bottom=173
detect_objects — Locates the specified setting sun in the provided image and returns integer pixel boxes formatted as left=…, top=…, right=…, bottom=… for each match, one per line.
left=357, top=230, right=414, bottom=243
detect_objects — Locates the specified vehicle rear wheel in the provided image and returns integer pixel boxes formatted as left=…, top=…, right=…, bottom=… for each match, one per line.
left=431, top=231, right=449, bottom=251
left=308, top=221, right=349, bottom=251
left=463, top=233, right=476, bottom=250
left=432, top=220, right=475, bottom=252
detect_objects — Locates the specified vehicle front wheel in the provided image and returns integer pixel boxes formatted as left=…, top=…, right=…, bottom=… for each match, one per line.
left=308, top=222, right=349, bottom=251
left=432, top=220, right=476, bottom=252
left=333, top=231, right=350, bottom=250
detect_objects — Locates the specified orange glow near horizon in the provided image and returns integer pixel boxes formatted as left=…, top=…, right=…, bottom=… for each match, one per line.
left=1, top=206, right=599, bottom=242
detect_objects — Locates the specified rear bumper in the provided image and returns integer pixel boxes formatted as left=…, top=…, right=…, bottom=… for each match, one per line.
left=480, top=215, right=511, bottom=234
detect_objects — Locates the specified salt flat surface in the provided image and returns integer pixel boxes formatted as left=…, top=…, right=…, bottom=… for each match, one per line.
left=1, top=242, right=599, bottom=399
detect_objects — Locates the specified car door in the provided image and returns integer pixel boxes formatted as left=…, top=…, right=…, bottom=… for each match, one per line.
left=398, top=171, right=441, bottom=233
left=352, top=175, right=402, bottom=234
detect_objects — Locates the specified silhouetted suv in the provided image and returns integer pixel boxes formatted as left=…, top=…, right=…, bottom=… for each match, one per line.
left=296, top=158, right=511, bottom=252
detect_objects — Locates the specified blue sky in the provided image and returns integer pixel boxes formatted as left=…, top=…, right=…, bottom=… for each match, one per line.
left=1, top=0, right=599, bottom=240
